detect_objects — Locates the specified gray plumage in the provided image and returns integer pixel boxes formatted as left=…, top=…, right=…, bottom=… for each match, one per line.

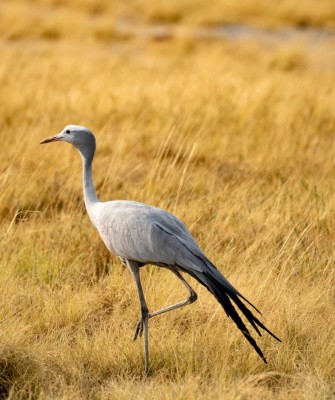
left=41, top=125, right=280, bottom=373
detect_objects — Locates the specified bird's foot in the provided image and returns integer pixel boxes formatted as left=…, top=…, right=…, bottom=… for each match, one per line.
left=133, top=311, right=150, bottom=341
left=133, top=318, right=144, bottom=341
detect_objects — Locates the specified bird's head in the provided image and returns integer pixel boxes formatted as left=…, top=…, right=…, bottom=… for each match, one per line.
left=40, top=125, right=96, bottom=160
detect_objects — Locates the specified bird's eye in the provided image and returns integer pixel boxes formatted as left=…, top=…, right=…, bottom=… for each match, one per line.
left=65, top=129, right=71, bottom=134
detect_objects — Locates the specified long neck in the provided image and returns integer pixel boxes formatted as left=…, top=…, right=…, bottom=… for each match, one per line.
left=82, top=153, right=99, bottom=222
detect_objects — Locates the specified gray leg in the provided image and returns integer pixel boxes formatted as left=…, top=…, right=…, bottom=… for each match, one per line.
left=126, top=260, right=150, bottom=374
left=134, top=268, right=197, bottom=336
left=148, top=269, right=197, bottom=318
left=126, top=263, right=198, bottom=374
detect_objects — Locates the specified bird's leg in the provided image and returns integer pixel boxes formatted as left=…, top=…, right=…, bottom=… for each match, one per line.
left=126, top=260, right=150, bottom=374
left=147, top=269, right=198, bottom=319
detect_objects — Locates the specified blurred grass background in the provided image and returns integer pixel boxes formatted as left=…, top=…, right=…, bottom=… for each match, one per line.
left=0, top=0, right=335, bottom=399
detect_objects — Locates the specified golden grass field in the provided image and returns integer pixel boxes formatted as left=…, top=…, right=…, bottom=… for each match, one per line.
left=1, top=0, right=335, bottom=399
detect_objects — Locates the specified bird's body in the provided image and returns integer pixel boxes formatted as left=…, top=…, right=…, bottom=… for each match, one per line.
left=92, top=200, right=189, bottom=264
left=94, top=200, right=250, bottom=302
left=41, top=125, right=280, bottom=373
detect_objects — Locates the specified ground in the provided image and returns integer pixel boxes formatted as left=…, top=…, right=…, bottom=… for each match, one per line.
left=0, top=1, right=334, bottom=399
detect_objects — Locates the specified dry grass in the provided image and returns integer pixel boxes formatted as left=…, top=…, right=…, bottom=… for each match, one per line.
left=1, top=0, right=335, bottom=43
left=0, top=0, right=335, bottom=399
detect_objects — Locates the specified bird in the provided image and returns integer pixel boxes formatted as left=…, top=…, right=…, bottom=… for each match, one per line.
left=40, top=125, right=280, bottom=373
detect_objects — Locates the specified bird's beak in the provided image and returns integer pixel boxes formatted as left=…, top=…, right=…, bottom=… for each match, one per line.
left=40, top=134, right=63, bottom=144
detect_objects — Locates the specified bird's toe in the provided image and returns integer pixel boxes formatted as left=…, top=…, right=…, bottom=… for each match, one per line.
left=133, top=319, right=144, bottom=341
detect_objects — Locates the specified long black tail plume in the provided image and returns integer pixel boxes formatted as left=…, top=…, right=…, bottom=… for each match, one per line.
left=180, top=265, right=281, bottom=363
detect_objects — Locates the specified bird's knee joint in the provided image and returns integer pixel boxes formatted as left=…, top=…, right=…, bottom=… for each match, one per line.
left=188, top=291, right=197, bottom=303
left=141, top=306, right=149, bottom=318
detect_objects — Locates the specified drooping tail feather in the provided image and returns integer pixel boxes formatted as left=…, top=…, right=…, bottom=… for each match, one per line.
left=180, top=262, right=281, bottom=363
